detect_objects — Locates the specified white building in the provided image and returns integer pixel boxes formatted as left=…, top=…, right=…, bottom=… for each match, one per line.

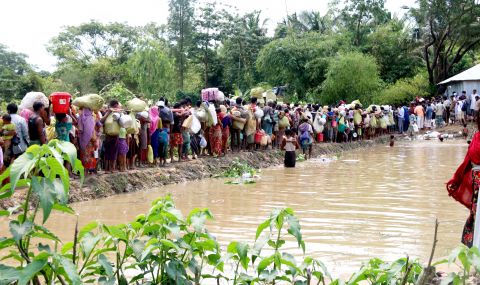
left=439, top=64, right=480, bottom=97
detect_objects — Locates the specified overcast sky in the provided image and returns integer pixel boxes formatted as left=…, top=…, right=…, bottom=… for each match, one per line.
left=0, top=0, right=416, bottom=71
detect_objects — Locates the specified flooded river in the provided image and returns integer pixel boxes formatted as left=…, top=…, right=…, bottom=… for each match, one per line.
left=0, top=141, right=470, bottom=277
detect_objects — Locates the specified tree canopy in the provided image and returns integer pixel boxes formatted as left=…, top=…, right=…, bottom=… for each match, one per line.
left=1, top=0, right=479, bottom=105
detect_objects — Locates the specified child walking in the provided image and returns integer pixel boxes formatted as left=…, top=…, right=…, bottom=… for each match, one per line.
left=281, top=129, right=299, bottom=168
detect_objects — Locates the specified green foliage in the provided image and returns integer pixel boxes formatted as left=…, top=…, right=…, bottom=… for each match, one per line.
left=220, top=159, right=258, bottom=178
left=128, top=41, right=176, bottom=100
left=411, top=0, right=480, bottom=86
left=0, top=140, right=83, bottom=285
left=364, top=19, right=422, bottom=83
left=321, top=51, right=382, bottom=104
left=375, top=72, right=431, bottom=105
left=256, top=33, right=340, bottom=101
left=99, top=82, right=135, bottom=105
left=168, top=0, right=196, bottom=90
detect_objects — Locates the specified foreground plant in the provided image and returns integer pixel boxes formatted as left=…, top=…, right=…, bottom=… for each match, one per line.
left=0, top=140, right=84, bottom=284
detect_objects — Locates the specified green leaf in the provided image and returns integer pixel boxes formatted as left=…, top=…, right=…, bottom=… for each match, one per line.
left=98, top=254, right=114, bottom=277
left=0, top=264, right=19, bottom=283
left=258, top=255, right=275, bottom=273
left=18, top=259, right=48, bottom=285
left=55, top=255, right=81, bottom=285
left=0, top=238, right=15, bottom=250
left=46, top=156, right=69, bottom=193
left=54, top=140, right=77, bottom=167
left=236, top=242, right=249, bottom=270
left=80, top=232, right=101, bottom=258
left=9, top=221, right=33, bottom=242
left=61, top=242, right=74, bottom=254
left=255, top=218, right=272, bottom=240
left=130, top=239, right=145, bottom=261
left=52, top=203, right=75, bottom=215
left=103, top=225, right=127, bottom=241
left=79, top=221, right=98, bottom=240
left=31, top=176, right=55, bottom=223
left=9, top=151, right=36, bottom=192
left=160, top=239, right=180, bottom=251
left=33, top=224, right=61, bottom=242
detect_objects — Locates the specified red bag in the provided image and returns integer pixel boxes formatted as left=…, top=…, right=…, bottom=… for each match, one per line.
left=255, top=130, right=263, bottom=144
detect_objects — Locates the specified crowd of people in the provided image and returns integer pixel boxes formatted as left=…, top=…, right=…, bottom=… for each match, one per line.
left=0, top=89, right=477, bottom=173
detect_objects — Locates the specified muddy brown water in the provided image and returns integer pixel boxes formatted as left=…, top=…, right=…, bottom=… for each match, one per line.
left=0, top=140, right=470, bottom=277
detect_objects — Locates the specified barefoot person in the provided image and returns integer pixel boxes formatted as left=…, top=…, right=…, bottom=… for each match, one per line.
left=447, top=112, right=480, bottom=247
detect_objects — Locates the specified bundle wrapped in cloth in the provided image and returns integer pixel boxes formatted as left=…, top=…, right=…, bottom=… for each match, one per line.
left=126, top=98, right=147, bottom=112
left=20, top=92, right=49, bottom=111
left=72, top=94, right=105, bottom=111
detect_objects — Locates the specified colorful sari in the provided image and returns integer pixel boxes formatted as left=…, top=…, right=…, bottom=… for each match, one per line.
left=210, top=118, right=223, bottom=156
left=78, top=108, right=97, bottom=172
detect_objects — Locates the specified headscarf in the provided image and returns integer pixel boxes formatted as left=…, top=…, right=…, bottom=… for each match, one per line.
left=447, top=132, right=480, bottom=209
left=20, top=108, right=33, bottom=122
left=149, top=106, right=160, bottom=136
left=78, top=108, right=95, bottom=149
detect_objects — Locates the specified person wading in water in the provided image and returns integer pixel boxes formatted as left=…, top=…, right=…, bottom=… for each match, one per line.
left=448, top=111, right=480, bottom=247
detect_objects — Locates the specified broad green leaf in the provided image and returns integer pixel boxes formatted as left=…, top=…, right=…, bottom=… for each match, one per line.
left=0, top=238, right=15, bottom=250
left=160, top=239, right=180, bottom=251
left=52, top=203, right=75, bottom=215
left=46, top=156, right=69, bottom=193
left=258, top=255, right=275, bottom=273
left=130, top=239, right=145, bottom=261
left=103, top=225, right=127, bottom=241
left=9, top=221, right=33, bottom=242
left=0, top=210, right=9, bottom=216
left=9, top=151, right=36, bottom=192
left=80, top=232, right=101, bottom=258
left=98, top=254, right=114, bottom=277
left=31, top=176, right=55, bottom=223
left=448, top=245, right=466, bottom=264
left=227, top=241, right=238, bottom=254
left=79, top=221, right=98, bottom=240
left=0, top=264, right=19, bottom=283
left=255, top=218, right=272, bottom=240
left=55, top=255, right=81, bottom=285
left=18, top=259, right=48, bottom=285
left=33, top=224, right=60, bottom=242
left=287, top=214, right=304, bottom=252
left=54, top=140, right=77, bottom=166
left=61, top=242, right=74, bottom=254
left=236, top=242, right=249, bottom=270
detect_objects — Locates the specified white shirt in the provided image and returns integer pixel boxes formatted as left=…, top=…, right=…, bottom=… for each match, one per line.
left=397, top=107, right=405, bottom=119
left=472, top=93, right=479, bottom=110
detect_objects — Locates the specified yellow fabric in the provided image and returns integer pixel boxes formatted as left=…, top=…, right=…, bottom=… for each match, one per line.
left=1, top=123, right=15, bottom=140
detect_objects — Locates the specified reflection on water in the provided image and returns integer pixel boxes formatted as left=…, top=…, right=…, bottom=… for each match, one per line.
left=0, top=141, right=470, bottom=277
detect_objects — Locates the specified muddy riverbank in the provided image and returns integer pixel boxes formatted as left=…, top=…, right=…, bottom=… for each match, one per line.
left=1, top=137, right=389, bottom=210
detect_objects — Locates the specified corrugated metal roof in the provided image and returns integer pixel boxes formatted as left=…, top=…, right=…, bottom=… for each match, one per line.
left=438, top=64, right=480, bottom=85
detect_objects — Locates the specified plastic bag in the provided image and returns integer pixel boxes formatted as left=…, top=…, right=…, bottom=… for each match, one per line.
left=147, top=145, right=154, bottom=163
left=20, top=92, right=49, bottom=111
left=126, top=113, right=140, bottom=135
left=190, top=114, right=201, bottom=134
left=119, top=114, right=133, bottom=128
left=126, top=98, right=147, bottom=112
left=208, top=104, right=218, bottom=126
left=254, top=108, right=264, bottom=119
left=216, top=91, right=225, bottom=102
left=200, top=136, right=207, bottom=148
left=195, top=108, right=207, bottom=122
